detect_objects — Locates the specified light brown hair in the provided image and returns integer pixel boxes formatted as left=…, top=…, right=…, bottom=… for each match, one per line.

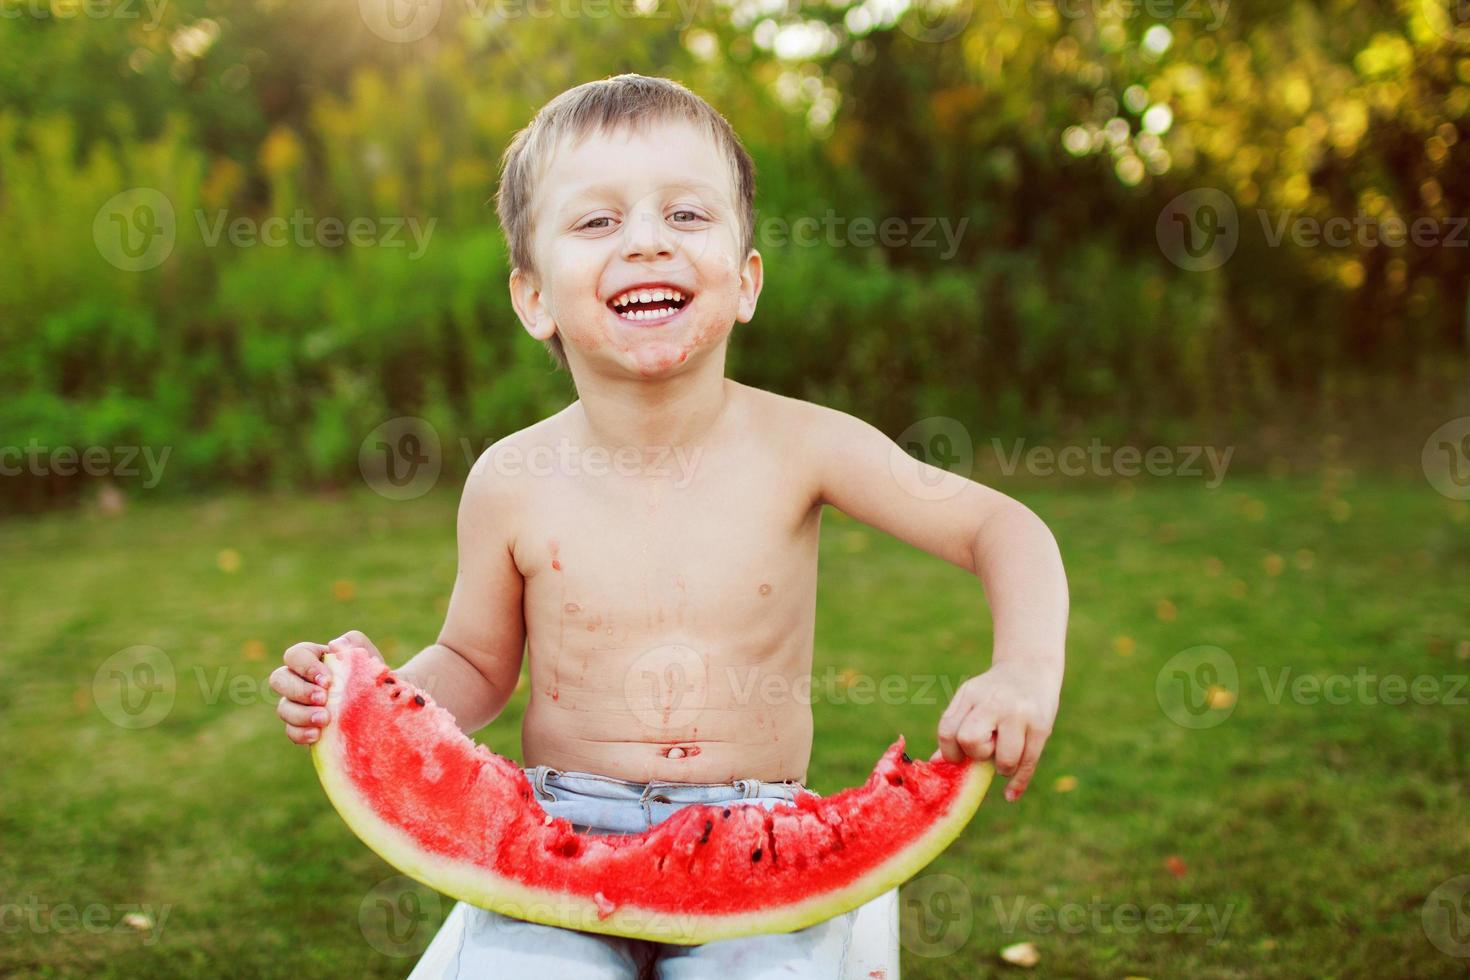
left=494, top=74, right=757, bottom=370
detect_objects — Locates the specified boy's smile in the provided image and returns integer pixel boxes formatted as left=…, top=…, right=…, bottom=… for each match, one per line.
left=606, top=283, right=691, bottom=325
left=511, top=119, right=762, bottom=378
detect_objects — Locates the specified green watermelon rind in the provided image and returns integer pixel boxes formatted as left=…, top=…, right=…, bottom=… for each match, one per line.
left=311, top=650, right=994, bottom=945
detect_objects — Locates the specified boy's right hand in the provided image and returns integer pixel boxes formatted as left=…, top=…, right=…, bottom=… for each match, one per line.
left=269, top=631, right=384, bottom=745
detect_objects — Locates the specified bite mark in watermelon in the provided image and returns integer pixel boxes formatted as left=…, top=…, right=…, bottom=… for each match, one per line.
left=311, top=647, right=993, bottom=944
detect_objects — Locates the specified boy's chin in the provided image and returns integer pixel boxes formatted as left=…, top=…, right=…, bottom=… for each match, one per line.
left=571, top=322, right=733, bottom=378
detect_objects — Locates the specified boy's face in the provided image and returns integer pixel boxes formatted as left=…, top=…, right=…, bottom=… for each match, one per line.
left=510, top=119, right=762, bottom=379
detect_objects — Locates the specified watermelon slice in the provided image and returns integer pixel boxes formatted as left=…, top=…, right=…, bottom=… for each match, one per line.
left=312, top=646, right=993, bottom=944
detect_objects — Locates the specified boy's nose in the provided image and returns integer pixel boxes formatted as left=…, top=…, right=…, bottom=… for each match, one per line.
left=621, top=210, right=674, bottom=261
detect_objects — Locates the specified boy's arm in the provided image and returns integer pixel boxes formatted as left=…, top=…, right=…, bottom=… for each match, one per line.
left=392, top=449, right=528, bottom=732
left=802, top=403, right=1067, bottom=801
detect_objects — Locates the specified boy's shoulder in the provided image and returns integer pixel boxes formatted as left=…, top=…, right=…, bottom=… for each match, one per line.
left=731, top=380, right=883, bottom=457
left=730, top=379, right=849, bottom=436
left=457, top=404, right=578, bottom=507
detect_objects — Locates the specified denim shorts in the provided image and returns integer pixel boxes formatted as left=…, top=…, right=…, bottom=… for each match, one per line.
left=407, top=766, right=860, bottom=980
left=524, top=763, right=810, bottom=833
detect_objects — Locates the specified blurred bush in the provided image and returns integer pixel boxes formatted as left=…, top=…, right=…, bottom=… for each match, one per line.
left=1, top=1, right=1466, bottom=508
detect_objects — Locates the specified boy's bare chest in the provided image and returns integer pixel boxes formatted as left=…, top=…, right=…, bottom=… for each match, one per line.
left=510, top=455, right=821, bottom=646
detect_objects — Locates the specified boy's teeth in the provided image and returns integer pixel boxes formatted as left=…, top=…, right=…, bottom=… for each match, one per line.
left=622, top=307, right=679, bottom=321
left=611, top=287, right=686, bottom=308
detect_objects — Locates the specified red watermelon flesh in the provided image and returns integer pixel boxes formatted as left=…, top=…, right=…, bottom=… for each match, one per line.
left=312, top=646, right=993, bottom=944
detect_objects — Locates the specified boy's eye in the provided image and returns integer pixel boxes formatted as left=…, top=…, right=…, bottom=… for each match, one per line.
left=670, top=209, right=704, bottom=223
left=579, top=216, right=614, bottom=230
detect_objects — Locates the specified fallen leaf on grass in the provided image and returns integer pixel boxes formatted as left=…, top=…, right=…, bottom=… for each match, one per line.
left=1053, top=775, right=1078, bottom=793
left=1164, top=854, right=1188, bottom=878
left=1206, top=684, right=1235, bottom=709
left=97, top=483, right=126, bottom=516
left=122, top=912, right=152, bottom=932
left=999, top=941, right=1040, bottom=967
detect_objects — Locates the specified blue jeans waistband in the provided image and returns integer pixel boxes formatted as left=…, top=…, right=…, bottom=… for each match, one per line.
left=521, top=765, right=809, bottom=835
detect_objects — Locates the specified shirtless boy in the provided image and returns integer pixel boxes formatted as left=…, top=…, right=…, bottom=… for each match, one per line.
left=269, top=74, right=1068, bottom=977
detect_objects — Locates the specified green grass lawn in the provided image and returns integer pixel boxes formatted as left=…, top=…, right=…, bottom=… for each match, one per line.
left=2, top=473, right=1468, bottom=978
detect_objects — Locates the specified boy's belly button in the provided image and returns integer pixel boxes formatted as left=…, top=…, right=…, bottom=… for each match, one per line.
left=663, top=745, right=701, bottom=759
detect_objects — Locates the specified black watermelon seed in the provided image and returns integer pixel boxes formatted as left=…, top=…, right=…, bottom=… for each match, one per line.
left=722, top=809, right=732, bottom=818
left=751, top=847, right=762, bottom=862
left=384, top=677, right=396, bottom=684
left=698, top=820, right=713, bottom=845
left=901, top=752, right=913, bottom=764
left=390, top=690, right=401, bottom=699
left=413, top=695, right=425, bottom=707
left=895, top=776, right=904, bottom=786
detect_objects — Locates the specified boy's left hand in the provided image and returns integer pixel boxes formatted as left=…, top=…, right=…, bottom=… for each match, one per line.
left=937, top=660, right=1060, bottom=802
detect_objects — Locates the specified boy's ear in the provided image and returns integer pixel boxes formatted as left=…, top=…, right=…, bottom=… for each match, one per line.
left=509, top=267, right=557, bottom=342
left=736, top=248, right=763, bottom=324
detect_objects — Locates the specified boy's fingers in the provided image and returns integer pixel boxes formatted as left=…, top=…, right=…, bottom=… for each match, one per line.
left=1004, top=729, right=1049, bottom=802
left=284, top=724, right=320, bottom=746
left=269, top=666, right=325, bottom=704
left=283, top=642, right=329, bottom=685
left=936, top=702, right=973, bottom=763
left=937, top=687, right=970, bottom=732
left=329, top=631, right=382, bottom=659
left=276, top=697, right=329, bottom=729
left=993, top=718, right=1025, bottom=776
left=956, top=712, right=998, bottom=763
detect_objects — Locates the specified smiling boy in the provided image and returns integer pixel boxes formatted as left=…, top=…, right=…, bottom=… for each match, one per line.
left=270, top=74, right=1068, bottom=977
